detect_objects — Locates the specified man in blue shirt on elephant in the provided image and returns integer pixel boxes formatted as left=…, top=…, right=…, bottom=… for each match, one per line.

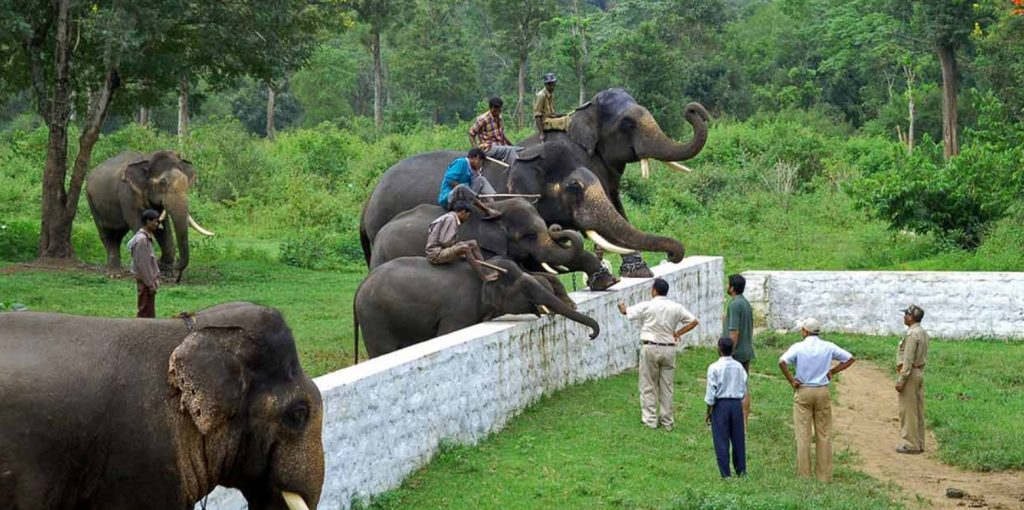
left=437, top=148, right=501, bottom=219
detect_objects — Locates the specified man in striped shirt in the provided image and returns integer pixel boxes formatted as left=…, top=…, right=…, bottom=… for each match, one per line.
left=469, top=97, right=522, bottom=166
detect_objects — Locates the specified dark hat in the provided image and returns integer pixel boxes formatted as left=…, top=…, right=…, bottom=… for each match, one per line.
left=543, top=72, right=557, bottom=84
left=901, top=304, right=925, bottom=322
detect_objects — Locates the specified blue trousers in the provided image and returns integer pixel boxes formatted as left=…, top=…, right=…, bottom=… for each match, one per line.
left=711, top=398, right=746, bottom=477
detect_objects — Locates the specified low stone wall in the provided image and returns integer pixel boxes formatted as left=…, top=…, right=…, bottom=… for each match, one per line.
left=742, top=270, right=1024, bottom=339
left=203, top=256, right=724, bottom=510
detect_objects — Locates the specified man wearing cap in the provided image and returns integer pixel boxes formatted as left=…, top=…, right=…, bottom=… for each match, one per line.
left=533, top=73, right=571, bottom=142
left=778, top=318, right=856, bottom=481
left=896, top=304, right=929, bottom=454
left=469, top=96, right=523, bottom=166
left=617, top=278, right=700, bottom=431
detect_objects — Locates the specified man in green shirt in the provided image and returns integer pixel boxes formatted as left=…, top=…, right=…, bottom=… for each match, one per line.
left=723, top=274, right=754, bottom=430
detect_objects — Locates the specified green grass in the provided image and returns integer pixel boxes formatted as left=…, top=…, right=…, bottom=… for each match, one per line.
left=824, top=333, right=1024, bottom=472
left=357, top=344, right=902, bottom=510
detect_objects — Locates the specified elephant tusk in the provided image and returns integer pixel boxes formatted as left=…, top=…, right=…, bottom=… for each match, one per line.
left=158, top=209, right=167, bottom=222
left=556, top=265, right=570, bottom=272
left=541, top=262, right=559, bottom=275
left=281, top=491, right=311, bottom=510
left=585, top=230, right=633, bottom=255
left=640, top=158, right=651, bottom=179
left=187, top=215, right=215, bottom=237
left=661, top=160, right=693, bottom=173
left=538, top=305, right=551, bottom=315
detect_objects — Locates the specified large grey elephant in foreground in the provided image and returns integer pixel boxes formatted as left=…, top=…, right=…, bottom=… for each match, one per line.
left=360, top=88, right=708, bottom=277
left=0, top=302, right=323, bottom=510
left=354, top=257, right=600, bottom=360
left=86, top=150, right=215, bottom=281
left=370, top=198, right=617, bottom=290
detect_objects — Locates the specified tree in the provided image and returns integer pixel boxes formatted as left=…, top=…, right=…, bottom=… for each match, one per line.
left=344, top=0, right=413, bottom=129
left=548, top=0, right=594, bottom=105
left=0, top=0, right=324, bottom=261
left=485, top=0, right=558, bottom=127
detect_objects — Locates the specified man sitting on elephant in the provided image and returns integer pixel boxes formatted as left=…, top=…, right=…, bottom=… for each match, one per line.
left=426, top=201, right=498, bottom=282
left=438, top=147, right=502, bottom=219
left=534, top=72, right=571, bottom=142
left=469, top=96, right=523, bottom=166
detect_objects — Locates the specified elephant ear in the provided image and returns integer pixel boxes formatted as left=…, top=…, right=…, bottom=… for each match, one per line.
left=568, top=101, right=598, bottom=156
left=168, top=327, right=250, bottom=436
left=178, top=157, right=198, bottom=186
left=121, top=157, right=152, bottom=195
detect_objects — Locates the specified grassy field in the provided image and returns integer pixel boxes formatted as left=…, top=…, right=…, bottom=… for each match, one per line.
left=357, top=343, right=902, bottom=510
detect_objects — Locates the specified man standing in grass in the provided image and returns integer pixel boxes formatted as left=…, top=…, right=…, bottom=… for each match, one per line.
left=723, top=274, right=754, bottom=429
left=705, top=336, right=748, bottom=478
left=127, top=209, right=160, bottom=318
left=896, top=304, right=929, bottom=454
left=618, top=278, right=699, bottom=431
left=779, top=318, right=856, bottom=481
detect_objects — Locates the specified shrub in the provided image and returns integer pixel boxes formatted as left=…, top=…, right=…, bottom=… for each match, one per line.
left=0, top=220, right=39, bottom=262
left=279, top=228, right=364, bottom=271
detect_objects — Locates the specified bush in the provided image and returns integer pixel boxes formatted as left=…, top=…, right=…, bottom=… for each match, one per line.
left=0, top=220, right=39, bottom=262
left=279, top=228, right=364, bottom=271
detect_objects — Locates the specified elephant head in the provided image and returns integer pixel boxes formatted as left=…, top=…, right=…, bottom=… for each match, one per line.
left=468, top=198, right=584, bottom=269
left=168, top=303, right=323, bottom=510
left=122, top=151, right=213, bottom=279
left=509, top=142, right=685, bottom=263
left=480, top=259, right=600, bottom=339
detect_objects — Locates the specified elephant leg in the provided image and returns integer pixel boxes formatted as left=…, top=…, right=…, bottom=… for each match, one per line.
left=619, top=252, right=654, bottom=278
left=153, top=223, right=175, bottom=274
left=98, top=228, right=128, bottom=276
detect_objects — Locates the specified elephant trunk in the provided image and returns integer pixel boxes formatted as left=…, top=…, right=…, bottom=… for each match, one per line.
left=164, top=198, right=190, bottom=280
left=535, top=228, right=585, bottom=266
left=633, top=102, right=709, bottom=163
left=575, top=187, right=685, bottom=262
left=533, top=287, right=600, bottom=339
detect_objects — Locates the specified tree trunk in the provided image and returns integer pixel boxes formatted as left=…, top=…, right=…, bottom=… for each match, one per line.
left=937, top=44, right=959, bottom=160
left=266, top=84, right=277, bottom=140
left=137, top=106, right=150, bottom=126
left=516, top=54, right=527, bottom=128
left=572, top=0, right=588, bottom=105
left=372, top=30, right=382, bottom=130
left=905, top=66, right=915, bottom=155
left=177, top=76, right=189, bottom=137
left=38, top=0, right=74, bottom=260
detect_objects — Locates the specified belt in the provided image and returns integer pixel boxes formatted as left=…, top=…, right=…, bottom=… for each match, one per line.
left=641, top=341, right=675, bottom=347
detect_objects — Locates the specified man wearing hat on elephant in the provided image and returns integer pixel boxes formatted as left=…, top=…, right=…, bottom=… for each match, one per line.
left=895, top=304, right=929, bottom=454
left=534, top=72, right=571, bottom=142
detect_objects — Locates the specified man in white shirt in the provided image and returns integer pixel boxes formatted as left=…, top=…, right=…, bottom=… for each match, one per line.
left=618, top=278, right=699, bottom=430
left=778, top=318, right=856, bottom=481
left=705, top=336, right=748, bottom=478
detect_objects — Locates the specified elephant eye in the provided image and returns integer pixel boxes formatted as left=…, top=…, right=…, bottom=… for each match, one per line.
left=283, top=400, right=309, bottom=430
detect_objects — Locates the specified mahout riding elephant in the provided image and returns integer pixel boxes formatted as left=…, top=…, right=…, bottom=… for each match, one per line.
left=86, top=150, right=215, bottom=281
left=359, top=88, right=708, bottom=277
left=369, top=198, right=618, bottom=290
left=0, top=302, right=323, bottom=510
left=354, top=257, right=600, bottom=359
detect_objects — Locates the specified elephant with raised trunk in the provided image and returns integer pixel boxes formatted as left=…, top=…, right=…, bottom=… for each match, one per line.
left=359, top=88, right=708, bottom=278
left=86, top=150, right=214, bottom=281
left=370, top=198, right=618, bottom=291
left=0, top=302, right=323, bottom=510
left=354, top=257, right=600, bottom=359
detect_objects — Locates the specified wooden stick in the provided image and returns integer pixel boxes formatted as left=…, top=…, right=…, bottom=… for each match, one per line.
left=478, top=260, right=509, bottom=273
left=478, top=193, right=541, bottom=199
left=486, top=156, right=510, bottom=168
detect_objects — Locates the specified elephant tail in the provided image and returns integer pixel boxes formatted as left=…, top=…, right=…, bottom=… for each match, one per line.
left=353, top=296, right=360, bottom=365
left=359, top=227, right=372, bottom=267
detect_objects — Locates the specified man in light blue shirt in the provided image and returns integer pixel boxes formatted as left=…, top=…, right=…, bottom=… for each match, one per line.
left=437, top=148, right=501, bottom=219
left=704, top=336, right=748, bottom=478
left=778, top=318, right=856, bottom=481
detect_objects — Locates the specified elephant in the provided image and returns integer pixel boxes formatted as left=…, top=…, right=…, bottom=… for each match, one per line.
left=359, top=88, right=708, bottom=278
left=86, top=150, right=215, bottom=281
left=0, top=302, right=323, bottom=510
left=370, top=198, right=618, bottom=291
left=354, top=257, right=600, bottom=360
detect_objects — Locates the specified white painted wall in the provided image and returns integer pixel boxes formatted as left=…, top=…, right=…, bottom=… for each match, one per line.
left=742, top=270, right=1024, bottom=339
left=201, top=256, right=724, bottom=510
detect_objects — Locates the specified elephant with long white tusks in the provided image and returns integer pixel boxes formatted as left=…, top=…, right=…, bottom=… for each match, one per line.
left=0, top=302, right=323, bottom=510
left=86, top=150, right=215, bottom=282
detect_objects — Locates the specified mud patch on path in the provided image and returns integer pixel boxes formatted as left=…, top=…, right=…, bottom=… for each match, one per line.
left=833, top=362, right=1024, bottom=509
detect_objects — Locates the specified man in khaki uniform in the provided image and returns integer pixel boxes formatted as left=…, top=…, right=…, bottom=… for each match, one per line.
left=533, top=73, right=571, bottom=141
left=425, top=201, right=497, bottom=282
left=618, top=278, right=699, bottom=431
left=896, top=304, right=929, bottom=454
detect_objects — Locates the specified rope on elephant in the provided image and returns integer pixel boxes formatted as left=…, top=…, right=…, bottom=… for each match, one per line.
left=477, top=194, right=541, bottom=199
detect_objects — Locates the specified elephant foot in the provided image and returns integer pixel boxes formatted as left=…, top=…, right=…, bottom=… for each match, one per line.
left=619, top=253, right=654, bottom=278
left=586, top=267, right=619, bottom=291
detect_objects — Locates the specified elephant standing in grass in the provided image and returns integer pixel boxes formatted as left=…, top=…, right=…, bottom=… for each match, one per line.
left=354, top=257, right=600, bottom=359
left=0, top=302, right=323, bottom=510
left=370, top=198, right=617, bottom=291
left=86, top=150, right=215, bottom=281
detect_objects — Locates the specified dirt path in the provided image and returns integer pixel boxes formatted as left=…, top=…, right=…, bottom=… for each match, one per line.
left=833, top=362, right=1024, bottom=509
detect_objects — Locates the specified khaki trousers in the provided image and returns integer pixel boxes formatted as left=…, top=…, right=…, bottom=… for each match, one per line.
left=898, top=368, right=925, bottom=451
left=639, top=344, right=675, bottom=428
left=793, top=386, right=833, bottom=481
